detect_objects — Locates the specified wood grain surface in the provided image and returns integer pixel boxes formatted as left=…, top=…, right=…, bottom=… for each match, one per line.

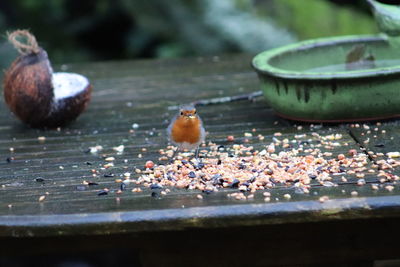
left=0, top=54, right=399, bottom=238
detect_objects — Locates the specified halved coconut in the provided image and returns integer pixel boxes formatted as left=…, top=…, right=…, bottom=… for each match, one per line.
left=3, top=31, right=92, bottom=128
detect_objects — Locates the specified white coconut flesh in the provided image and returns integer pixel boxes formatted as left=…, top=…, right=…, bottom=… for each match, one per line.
left=52, top=72, right=89, bottom=100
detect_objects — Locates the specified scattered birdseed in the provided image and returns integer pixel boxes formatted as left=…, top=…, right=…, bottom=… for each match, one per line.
left=356, top=173, right=365, bottom=178
left=371, top=184, right=379, bottom=190
left=98, top=189, right=109, bottom=196
left=37, top=136, right=46, bottom=141
left=104, top=163, right=114, bottom=168
left=88, top=145, right=103, bottom=154
left=132, top=135, right=400, bottom=200
left=319, top=196, right=329, bottom=203
left=113, top=145, right=125, bottom=153
left=38, top=195, right=46, bottom=202
left=385, top=185, right=395, bottom=192
left=132, top=123, right=140, bottom=129
left=351, top=191, right=358, bottom=197
left=263, top=192, right=271, bottom=197
left=145, top=161, right=155, bottom=169
left=9, top=147, right=14, bottom=152
left=357, top=179, right=366, bottom=186
left=196, top=194, right=203, bottom=200
left=348, top=149, right=357, bottom=157
left=387, top=152, right=400, bottom=158
left=75, top=125, right=400, bottom=202
left=123, top=179, right=131, bottom=185
left=233, top=192, right=246, bottom=200
left=267, top=144, right=275, bottom=153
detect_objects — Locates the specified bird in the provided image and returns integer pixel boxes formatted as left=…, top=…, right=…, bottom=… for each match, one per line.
left=167, top=104, right=205, bottom=158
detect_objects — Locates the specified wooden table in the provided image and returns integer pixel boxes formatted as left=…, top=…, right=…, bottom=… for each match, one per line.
left=1, top=54, right=400, bottom=266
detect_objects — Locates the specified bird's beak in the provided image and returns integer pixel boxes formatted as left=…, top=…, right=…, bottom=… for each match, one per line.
left=186, top=115, right=196, bottom=119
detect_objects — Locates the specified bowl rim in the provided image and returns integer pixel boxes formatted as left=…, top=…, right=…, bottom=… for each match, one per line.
left=252, top=34, right=400, bottom=80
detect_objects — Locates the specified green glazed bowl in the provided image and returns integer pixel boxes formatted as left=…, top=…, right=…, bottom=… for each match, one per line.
left=252, top=35, right=400, bottom=122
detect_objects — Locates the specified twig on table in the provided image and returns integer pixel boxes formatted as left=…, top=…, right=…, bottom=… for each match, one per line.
left=168, top=90, right=263, bottom=110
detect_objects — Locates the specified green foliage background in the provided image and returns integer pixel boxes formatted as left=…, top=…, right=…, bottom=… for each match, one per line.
left=0, top=0, right=377, bottom=68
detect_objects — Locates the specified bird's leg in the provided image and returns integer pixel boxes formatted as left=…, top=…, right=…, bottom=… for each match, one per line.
left=169, top=147, right=179, bottom=163
left=195, top=148, right=204, bottom=163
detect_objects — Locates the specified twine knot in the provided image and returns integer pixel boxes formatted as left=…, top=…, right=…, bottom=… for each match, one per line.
left=7, top=30, right=40, bottom=55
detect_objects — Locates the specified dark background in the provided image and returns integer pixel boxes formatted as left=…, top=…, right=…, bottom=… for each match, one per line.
left=0, top=0, right=377, bottom=67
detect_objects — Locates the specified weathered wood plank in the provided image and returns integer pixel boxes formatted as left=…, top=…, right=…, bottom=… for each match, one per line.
left=0, top=54, right=399, bottom=238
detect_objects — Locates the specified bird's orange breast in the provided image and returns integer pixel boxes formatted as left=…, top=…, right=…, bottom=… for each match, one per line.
left=171, top=117, right=201, bottom=144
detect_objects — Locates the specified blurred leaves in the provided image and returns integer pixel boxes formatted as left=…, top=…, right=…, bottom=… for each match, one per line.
left=0, top=0, right=377, bottom=65
left=256, top=0, right=377, bottom=40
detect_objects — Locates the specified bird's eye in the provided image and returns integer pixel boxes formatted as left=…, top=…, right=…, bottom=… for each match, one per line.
left=193, top=110, right=197, bottom=114
left=180, top=112, right=184, bottom=116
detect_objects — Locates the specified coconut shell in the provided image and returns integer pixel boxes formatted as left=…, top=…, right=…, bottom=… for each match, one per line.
left=3, top=49, right=92, bottom=128
left=44, top=82, right=92, bottom=128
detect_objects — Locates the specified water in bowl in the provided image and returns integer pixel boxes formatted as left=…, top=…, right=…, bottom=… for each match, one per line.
left=306, top=59, right=400, bottom=73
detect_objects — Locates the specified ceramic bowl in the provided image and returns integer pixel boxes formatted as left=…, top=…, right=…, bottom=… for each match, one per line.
left=252, top=35, right=400, bottom=122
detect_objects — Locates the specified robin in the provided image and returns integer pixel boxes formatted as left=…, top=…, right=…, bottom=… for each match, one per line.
left=167, top=104, right=205, bottom=158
